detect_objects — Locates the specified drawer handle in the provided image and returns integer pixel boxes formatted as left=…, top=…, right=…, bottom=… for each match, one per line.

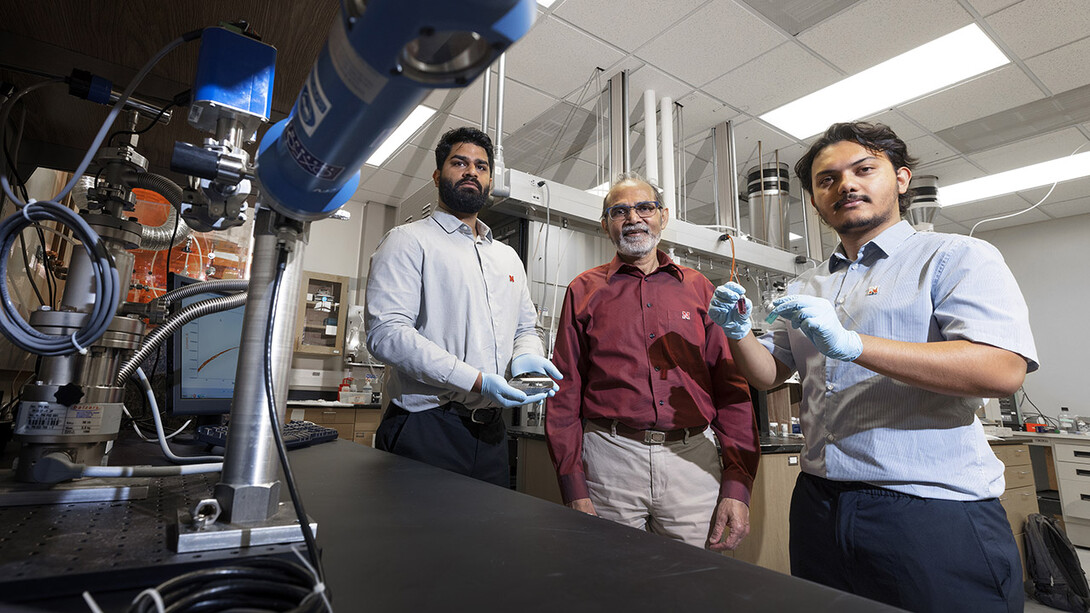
left=1078, top=469, right=1090, bottom=477
left=1081, top=494, right=1090, bottom=501
left=1075, top=451, right=1090, bottom=458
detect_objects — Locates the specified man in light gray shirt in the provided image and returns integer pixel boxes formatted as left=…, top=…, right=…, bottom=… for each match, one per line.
left=365, top=127, right=561, bottom=486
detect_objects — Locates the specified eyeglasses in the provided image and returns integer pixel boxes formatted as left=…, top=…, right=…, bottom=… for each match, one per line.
left=604, top=201, right=662, bottom=221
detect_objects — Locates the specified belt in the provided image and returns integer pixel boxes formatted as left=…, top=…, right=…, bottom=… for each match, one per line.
left=588, top=418, right=707, bottom=445
left=441, top=402, right=502, bottom=425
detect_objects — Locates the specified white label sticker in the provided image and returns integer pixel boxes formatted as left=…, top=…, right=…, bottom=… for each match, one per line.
left=15, top=401, right=64, bottom=434
left=329, top=18, right=388, bottom=104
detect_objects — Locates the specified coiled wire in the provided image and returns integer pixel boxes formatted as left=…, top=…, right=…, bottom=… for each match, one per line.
left=124, top=557, right=328, bottom=613
left=0, top=202, right=120, bottom=355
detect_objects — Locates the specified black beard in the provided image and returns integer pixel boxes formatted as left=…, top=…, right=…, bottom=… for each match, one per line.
left=438, top=177, right=489, bottom=214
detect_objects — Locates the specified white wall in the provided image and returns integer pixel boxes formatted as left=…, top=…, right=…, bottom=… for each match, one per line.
left=977, top=213, right=1090, bottom=418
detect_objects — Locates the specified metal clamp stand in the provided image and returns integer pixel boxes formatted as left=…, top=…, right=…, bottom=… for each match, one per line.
left=174, top=209, right=314, bottom=552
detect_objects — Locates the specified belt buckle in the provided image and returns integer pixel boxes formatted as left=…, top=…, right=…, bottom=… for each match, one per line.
left=470, top=408, right=492, bottom=424
left=643, top=430, right=667, bottom=444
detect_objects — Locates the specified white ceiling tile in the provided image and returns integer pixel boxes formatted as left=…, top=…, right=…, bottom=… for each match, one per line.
left=503, top=15, right=627, bottom=99
left=553, top=0, right=706, bottom=50
left=703, top=43, right=842, bottom=116
left=1024, top=36, right=1090, bottom=95
left=954, top=208, right=1054, bottom=232
left=966, top=0, right=1024, bottom=15
left=864, top=111, right=927, bottom=141
left=968, top=127, right=1088, bottom=172
left=986, top=0, right=1090, bottom=58
left=898, top=65, right=1043, bottom=132
left=904, top=134, right=958, bottom=165
left=673, top=91, right=743, bottom=140
left=357, top=168, right=429, bottom=201
left=376, top=144, right=433, bottom=178
left=627, top=64, right=696, bottom=106
left=918, top=158, right=982, bottom=186
left=1039, top=195, right=1090, bottom=219
left=798, top=0, right=973, bottom=74
left=636, top=0, right=785, bottom=87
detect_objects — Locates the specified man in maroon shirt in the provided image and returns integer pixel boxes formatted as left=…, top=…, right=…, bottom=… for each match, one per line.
left=545, top=173, right=759, bottom=549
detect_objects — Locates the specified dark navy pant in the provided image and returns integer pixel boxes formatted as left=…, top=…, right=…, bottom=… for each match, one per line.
left=789, top=471, right=1023, bottom=613
left=375, top=403, right=509, bottom=487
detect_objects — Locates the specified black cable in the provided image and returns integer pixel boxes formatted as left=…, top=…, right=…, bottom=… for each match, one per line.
left=1, top=149, right=47, bottom=307
left=6, top=115, right=57, bottom=307
left=125, top=557, right=324, bottom=613
left=265, top=244, right=326, bottom=584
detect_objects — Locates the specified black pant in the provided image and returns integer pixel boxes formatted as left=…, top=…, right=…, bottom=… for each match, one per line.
left=789, top=471, right=1022, bottom=613
left=375, top=403, right=509, bottom=487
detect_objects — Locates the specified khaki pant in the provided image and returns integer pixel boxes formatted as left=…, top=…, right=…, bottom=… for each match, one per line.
left=582, top=420, right=721, bottom=548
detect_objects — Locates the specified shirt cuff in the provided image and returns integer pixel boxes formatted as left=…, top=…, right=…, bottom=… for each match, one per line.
left=447, top=361, right=481, bottom=393
left=718, top=473, right=752, bottom=506
left=558, top=472, right=590, bottom=505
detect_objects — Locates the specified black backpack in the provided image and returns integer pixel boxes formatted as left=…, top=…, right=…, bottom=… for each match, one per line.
left=1025, top=513, right=1090, bottom=612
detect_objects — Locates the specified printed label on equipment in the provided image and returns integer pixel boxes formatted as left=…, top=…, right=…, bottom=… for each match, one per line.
left=284, top=124, right=345, bottom=180
left=329, top=18, right=387, bottom=104
left=64, top=403, right=103, bottom=435
left=15, top=401, right=65, bottom=434
left=298, top=66, right=332, bottom=138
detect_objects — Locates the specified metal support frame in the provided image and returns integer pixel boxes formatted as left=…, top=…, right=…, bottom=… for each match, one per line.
left=493, top=168, right=800, bottom=276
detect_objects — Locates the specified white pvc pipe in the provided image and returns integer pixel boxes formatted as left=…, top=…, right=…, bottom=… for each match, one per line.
left=644, top=90, right=658, bottom=187
left=660, top=97, right=675, bottom=210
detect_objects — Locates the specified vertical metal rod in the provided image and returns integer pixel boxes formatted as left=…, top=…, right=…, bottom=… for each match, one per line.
left=758, top=141, right=767, bottom=243
left=495, top=54, right=506, bottom=168
left=481, top=67, right=491, bottom=136
left=678, top=101, right=687, bottom=220
left=214, top=210, right=307, bottom=523
left=712, top=126, right=720, bottom=228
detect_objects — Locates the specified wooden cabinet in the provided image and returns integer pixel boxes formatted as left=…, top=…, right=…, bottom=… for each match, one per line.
left=516, top=436, right=563, bottom=505
left=993, top=443, right=1039, bottom=581
left=724, top=452, right=800, bottom=574
left=294, top=271, right=350, bottom=356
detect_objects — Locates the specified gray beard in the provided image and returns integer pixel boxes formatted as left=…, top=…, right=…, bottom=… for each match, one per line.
left=616, top=223, right=659, bottom=258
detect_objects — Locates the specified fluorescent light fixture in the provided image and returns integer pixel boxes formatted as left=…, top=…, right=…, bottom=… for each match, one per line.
left=365, top=105, right=437, bottom=166
left=536, top=0, right=558, bottom=7
left=938, top=151, right=1090, bottom=206
left=789, top=232, right=802, bottom=241
left=586, top=181, right=609, bottom=196
left=761, top=24, right=1009, bottom=139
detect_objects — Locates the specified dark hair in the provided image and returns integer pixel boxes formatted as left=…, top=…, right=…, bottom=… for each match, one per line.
left=435, top=127, right=494, bottom=172
left=794, top=122, right=918, bottom=213
left=601, top=171, right=666, bottom=218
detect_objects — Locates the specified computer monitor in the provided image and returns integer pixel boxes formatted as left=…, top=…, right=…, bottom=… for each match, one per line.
left=166, top=273, right=247, bottom=415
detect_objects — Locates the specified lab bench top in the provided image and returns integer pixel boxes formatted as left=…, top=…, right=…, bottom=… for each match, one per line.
left=1, top=440, right=897, bottom=612
left=285, top=399, right=382, bottom=410
left=286, top=441, right=893, bottom=611
left=508, top=424, right=805, bottom=454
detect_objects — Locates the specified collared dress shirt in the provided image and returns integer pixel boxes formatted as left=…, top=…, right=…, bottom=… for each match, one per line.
left=547, top=250, right=759, bottom=505
left=365, top=209, right=544, bottom=412
left=759, top=220, right=1038, bottom=500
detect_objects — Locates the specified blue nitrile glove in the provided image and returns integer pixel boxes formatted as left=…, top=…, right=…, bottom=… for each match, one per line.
left=510, top=353, right=563, bottom=395
left=480, top=373, right=550, bottom=408
left=709, top=282, right=753, bottom=340
left=768, top=295, right=863, bottom=361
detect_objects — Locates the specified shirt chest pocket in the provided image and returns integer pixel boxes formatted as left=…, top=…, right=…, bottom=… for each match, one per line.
left=657, top=308, right=707, bottom=370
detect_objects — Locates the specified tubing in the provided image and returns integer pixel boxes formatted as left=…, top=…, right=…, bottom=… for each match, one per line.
left=116, top=292, right=247, bottom=384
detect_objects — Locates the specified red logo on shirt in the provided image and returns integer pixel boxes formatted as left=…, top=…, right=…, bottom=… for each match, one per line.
left=866, top=286, right=879, bottom=295
left=509, top=275, right=515, bottom=282
left=681, top=311, right=691, bottom=320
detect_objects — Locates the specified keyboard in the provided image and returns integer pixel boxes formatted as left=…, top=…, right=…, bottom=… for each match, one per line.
left=196, top=420, right=340, bottom=450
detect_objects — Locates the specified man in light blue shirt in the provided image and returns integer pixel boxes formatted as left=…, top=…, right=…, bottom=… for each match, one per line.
left=710, top=122, right=1037, bottom=613
left=366, top=127, right=560, bottom=486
